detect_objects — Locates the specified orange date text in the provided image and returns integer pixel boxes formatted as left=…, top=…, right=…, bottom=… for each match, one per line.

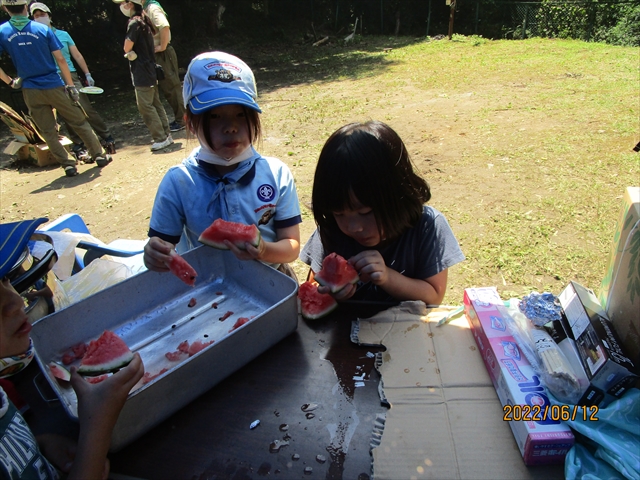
left=503, top=404, right=599, bottom=422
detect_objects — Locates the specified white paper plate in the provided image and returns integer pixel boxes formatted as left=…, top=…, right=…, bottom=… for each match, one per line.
left=79, top=86, right=104, bottom=94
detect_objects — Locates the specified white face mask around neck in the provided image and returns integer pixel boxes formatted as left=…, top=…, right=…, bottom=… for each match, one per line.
left=195, top=123, right=255, bottom=166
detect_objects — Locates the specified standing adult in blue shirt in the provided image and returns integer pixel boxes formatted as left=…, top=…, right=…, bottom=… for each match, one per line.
left=0, top=0, right=112, bottom=177
left=29, top=2, right=116, bottom=156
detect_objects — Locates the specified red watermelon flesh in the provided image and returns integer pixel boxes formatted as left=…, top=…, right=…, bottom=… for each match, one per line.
left=314, top=253, right=360, bottom=293
left=188, top=340, right=214, bottom=357
left=142, top=368, right=169, bottom=385
left=77, top=330, right=134, bottom=376
left=49, top=362, right=71, bottom=382
left=298, top=281, right=338, bottom=320
left=229, top=317, right=250, bottom=332
left=86, top=374, right=109, bottom=384
left=198, top=219, right=261, bottom=250
left=167, top=250, right=197, bottom=286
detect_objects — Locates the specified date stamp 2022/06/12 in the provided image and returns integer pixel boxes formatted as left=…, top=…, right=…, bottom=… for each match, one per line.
left=503, top=404, right=599, bottom=422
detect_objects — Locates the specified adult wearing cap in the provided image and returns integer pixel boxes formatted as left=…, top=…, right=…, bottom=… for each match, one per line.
left=119, top=0, right=172, bottom=151
left=115, top=0, right=185, bottom=132
left=143, top=51, right=302, bottom=279
left=0, top=0, right=113, bottom=177
left=0, top=217, right=145, bottom=479
left=29, top=2, right=116, bottom=156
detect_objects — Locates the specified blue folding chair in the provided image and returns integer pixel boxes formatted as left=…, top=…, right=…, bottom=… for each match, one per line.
left=41, top=213, right=145, bottom=272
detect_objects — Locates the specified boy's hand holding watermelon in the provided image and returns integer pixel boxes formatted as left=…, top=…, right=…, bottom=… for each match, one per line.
left=143, top=237, right=173, bottom=273
left=67, top=354, right=143, bottom=477
left=144, top=239, right=198, bottom=286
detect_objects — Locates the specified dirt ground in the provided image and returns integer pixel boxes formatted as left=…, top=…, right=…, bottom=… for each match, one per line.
left=1, top=38, right=636, bottom=305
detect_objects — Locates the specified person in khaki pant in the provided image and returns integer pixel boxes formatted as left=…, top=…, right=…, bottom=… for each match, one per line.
left=29, top=2, right=116, bottom=156
left=0, top=0, right=112, bottom=177
left=115, top=0, right=184, bottom=132
left=122, top=0, right=172, bottom=151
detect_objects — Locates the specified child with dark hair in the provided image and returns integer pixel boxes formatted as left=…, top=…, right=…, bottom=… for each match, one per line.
left=301, top=121, right=465, bottom=305
left=143, top=51, right=301, bottom=276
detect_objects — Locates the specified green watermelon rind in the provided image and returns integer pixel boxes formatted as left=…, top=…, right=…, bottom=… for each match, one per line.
left=298, top=281, right=338, bottom=320
left=77, top=331, right=135, bottom=376
left=314, top=253, right=360, bottom=293
left=49, top=361, right=71, bottom=382
left=77, top=352, right=134, bottom=376
left=198, top=219, right=261, bottom=250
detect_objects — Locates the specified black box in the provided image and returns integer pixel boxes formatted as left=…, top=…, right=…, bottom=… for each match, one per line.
left=557, top=281, right=638, bottom=406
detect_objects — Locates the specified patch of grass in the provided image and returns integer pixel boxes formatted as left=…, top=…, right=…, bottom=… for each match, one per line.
left=257, top=36, right=638, bottom=305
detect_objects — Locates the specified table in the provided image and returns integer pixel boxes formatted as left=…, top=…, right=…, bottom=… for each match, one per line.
left=16, top=304, right=389, bottom=480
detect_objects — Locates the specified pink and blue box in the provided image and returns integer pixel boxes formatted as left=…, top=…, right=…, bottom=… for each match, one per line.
left=463, top=287, right=574, bottom=466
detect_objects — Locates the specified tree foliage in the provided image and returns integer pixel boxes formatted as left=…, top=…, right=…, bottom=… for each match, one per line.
left=1, top=0, right=637, bottom=71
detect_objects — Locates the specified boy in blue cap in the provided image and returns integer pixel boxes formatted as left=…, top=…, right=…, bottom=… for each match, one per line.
left=143, top=52, right=302, bottom=277
left=0, top=218, right=144, bottom=479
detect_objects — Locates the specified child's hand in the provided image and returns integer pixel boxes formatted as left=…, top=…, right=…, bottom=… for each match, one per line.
left=70, top=353, right=144, bottom=431
left=36, top=434, right=77, bottom=474
left=317, top=282, right=357, bottom=301
left=143, top=237, right=173, bottom=272
left=349, top=251, right=389, bottom=286
left=224, top=238, right=267, bottom=262
left=36, top=434, right=111, bottom=479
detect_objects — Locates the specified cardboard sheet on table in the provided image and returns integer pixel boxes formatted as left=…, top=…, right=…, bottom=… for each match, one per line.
left=353, top=301, right=565, bottom=480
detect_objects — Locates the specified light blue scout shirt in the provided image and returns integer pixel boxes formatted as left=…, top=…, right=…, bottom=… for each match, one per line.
left=51, top=29, right=76, bottom=73
left=149, top=146, right=302, bottom=260
left=0, top=20, right=64, bottom=90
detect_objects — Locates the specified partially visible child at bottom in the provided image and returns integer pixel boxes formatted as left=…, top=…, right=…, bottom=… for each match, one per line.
left=143, top=51, right=302, bottom=276
left=0, top=218, right=144, bottom=480
left=300, top=121, right=465, bottom=305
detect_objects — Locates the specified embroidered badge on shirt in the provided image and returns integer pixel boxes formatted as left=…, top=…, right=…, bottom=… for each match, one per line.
left=257, top=184, right=275, bottom=202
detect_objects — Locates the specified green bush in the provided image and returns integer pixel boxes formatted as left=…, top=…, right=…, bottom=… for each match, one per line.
left=535, top=0, right=640, bottom=45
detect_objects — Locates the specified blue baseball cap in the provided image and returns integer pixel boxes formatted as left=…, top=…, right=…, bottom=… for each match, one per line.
left=0, top=218, right=48, bottom=280
left=183, top=51, right=262, bottom=114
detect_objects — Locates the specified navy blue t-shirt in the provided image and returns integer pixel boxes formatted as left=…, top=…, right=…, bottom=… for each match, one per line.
left=300, top=206, right=465, bottom=303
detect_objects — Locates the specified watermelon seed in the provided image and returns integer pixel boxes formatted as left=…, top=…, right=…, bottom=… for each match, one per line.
left=171, top=325, right=176, bottom=329
left=279, top=424, right=289, bottom=431
left=204, top=334, right=209, bottom=338
left=305, top=413, right=315, bottom=419
left=301, top=403, right=318, bottom=412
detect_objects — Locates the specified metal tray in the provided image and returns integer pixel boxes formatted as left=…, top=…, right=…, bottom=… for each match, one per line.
left=31, top=245, right=299, bottom=451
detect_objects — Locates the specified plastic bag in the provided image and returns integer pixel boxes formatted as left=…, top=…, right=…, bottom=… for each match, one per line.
left=60, top=258, right=133, bottom=305
left=503, top=300, right=582, bottom=404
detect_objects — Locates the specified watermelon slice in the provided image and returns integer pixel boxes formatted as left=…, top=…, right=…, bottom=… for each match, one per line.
left=298, top=281, right=338, bottom=320
left=198, top=219, right=261, bottom=250
left=167, top=250, right=197, bottom=286
left=49, top=362, right=71, bottom=382
left=77, top=330, right=134, bottom=376
left=314, top=253, right=360, bottom=293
